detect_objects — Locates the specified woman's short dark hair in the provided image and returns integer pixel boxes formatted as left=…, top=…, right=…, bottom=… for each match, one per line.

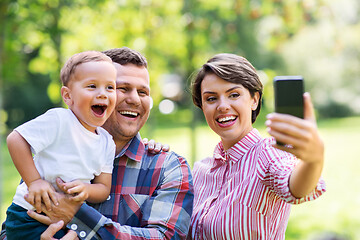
left=191, top=53, right=263, bottom=123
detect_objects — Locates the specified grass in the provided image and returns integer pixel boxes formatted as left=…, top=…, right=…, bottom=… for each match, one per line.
left=1, top=116, right=360, bottom=239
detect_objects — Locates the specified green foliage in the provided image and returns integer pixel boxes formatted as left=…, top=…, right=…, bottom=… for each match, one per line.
left=2, top=0, right=342, bottom=129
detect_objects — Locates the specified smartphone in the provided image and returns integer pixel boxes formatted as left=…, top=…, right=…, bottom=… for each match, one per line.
left=273, top=76, right=304, bottom=145
left=274, top=76, right=304, bottom=118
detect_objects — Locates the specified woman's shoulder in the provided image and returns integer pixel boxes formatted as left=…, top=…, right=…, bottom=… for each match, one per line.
left=252, top=136, right=295, bottom=162
left=193, top=157, right=214, bottom=172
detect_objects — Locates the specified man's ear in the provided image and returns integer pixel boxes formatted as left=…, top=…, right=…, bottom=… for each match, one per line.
left=61, top=86, right=72, bottom=107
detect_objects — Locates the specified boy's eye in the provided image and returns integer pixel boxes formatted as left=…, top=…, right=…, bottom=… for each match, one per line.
left=107, top=85, right=115, bottom=90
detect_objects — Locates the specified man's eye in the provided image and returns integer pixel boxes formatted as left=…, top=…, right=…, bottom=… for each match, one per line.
left=117, top=87, right=127, bottom=91
left=138, top=90, right=148, bottom=96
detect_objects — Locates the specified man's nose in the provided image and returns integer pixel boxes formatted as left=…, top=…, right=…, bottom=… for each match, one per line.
left=126, top=89, right=141, bottom=105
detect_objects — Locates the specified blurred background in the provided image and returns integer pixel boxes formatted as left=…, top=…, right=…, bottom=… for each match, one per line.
left=0, top=0, right=359, bottom=239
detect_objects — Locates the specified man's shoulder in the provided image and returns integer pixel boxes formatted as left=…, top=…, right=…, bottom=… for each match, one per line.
left=141, top=149, right=190, bottom=170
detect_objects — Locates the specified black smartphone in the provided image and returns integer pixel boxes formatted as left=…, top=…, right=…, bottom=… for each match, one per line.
left=274, top=76, right=304, bottom=118
left=273, top=76, right=304, bottom=145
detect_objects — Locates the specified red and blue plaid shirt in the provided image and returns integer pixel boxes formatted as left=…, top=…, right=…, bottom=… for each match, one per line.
left=67, top=133, right=194, bottom=240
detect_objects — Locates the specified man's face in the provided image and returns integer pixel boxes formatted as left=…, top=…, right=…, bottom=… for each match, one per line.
left=102, top=63, right=151, bottom=148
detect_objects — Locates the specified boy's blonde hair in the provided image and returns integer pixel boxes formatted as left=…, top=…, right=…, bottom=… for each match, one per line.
left=60, top=51, right=112, bottom=86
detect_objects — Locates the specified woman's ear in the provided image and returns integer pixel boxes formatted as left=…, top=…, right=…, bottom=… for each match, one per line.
left=251, top=92, right=260, bottom=110
left=61, top=86, right=72, bottom=107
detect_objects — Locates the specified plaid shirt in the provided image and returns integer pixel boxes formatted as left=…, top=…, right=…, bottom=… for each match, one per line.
left=67, top=133, right=194, bottom=240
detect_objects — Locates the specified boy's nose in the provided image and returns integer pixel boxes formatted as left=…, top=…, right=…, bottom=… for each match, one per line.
left=97, top=88, right=108, bottom=99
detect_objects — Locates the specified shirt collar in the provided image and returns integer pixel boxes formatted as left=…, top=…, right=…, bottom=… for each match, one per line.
left=115, top=133, right=144, bottom=162
left=213, top=128, right=262, bottom=164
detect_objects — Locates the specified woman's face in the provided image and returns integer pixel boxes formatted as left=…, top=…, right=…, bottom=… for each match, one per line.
left=201, top=73, right=259, bottom=150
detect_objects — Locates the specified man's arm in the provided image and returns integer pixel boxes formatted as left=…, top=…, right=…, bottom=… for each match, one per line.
left=28, top=154, right=194, bottom=240
left=70, top=153, right=194, bottom=240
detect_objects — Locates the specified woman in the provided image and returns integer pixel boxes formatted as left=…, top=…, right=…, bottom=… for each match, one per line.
left=189, top=53, right=326, bottom=239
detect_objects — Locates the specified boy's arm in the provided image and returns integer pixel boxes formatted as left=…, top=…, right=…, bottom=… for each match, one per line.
left=7, top=130, right=41, bottom=187
left=62, top=173, right=112, bottom=203
left=7, top=131, right=58, bottom=211
left=88, top=173, right=112, bottom=203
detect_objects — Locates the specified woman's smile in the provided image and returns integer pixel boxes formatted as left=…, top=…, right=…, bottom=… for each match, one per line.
left=216, top=115, right=238, bottom=127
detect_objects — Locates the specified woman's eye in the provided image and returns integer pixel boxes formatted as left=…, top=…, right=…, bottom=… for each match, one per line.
left=206, top=96, right=216, bottom=102
left=229, top=93, right=240, bottom=98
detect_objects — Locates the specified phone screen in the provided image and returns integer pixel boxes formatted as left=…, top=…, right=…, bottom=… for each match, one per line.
left=274, top=76, right=304, bottom=119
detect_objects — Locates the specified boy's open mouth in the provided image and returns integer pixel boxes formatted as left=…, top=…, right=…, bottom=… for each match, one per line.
left=92, top=104, right=107, bottom=116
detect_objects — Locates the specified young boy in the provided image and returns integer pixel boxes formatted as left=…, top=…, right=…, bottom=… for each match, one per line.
left=4, top=50, right=117, bottom=239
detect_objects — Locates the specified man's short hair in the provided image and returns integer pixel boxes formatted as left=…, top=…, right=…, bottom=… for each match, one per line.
left=102, top=47, right=148, bottom=68
left=60, top=51, right=112, bottom=86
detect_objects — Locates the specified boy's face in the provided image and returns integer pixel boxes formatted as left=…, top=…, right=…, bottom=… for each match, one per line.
left=61, top=61, right=117, bottom=133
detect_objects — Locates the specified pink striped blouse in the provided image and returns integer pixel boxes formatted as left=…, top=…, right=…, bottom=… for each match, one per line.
left=189, top=128, right=326, bottom=240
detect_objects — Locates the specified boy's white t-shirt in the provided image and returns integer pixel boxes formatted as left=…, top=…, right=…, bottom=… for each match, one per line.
left=12, top=108, right=115, bottom=210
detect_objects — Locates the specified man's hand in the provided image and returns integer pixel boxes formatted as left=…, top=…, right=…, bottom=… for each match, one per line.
left=40, top=221, right=78, bottom=240
left=143, top=138, right=170, bottom=153
left=26, top=178, right=83, bottom=226
left=27, top=178, right=58, bottom=213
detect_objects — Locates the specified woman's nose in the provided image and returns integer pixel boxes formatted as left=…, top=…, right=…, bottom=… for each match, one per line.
left=217, top=98, right=230, bottom=112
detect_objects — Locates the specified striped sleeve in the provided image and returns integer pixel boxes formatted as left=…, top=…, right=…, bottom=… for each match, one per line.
left=258, top=140, right=326, bottom=204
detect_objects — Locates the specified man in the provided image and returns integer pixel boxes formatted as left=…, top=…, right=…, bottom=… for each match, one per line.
left=1, top=47, right=194, bottom=240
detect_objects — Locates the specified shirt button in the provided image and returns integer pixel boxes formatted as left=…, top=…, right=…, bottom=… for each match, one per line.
left=70, top=224, right=78, bottom=230
left=79, top=231, right=86, bottom=238
left=107, top=195, right=111, bottom=200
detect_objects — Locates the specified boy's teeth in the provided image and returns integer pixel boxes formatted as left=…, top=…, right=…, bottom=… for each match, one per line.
left=218, top=116, right=236, bottom=122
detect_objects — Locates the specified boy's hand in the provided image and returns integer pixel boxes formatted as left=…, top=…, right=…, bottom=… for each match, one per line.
left=27, top=179, right=58, bottom=213
left=61, top=180, right=89, bottom=202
